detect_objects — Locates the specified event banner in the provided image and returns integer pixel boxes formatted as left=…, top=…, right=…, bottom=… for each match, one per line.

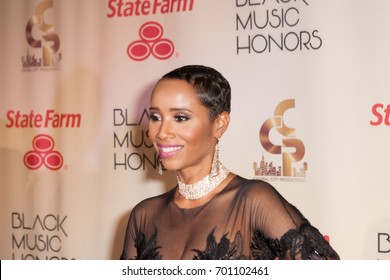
left=0, top=0, right=389, bottom=260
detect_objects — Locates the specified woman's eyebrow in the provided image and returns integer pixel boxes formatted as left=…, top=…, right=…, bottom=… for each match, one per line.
left=149, top=107, right=193, bottom=113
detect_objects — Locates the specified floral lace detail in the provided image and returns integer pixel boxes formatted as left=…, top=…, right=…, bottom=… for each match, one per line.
left=131, top=228, right=162, bottom=260
left=250, top=229, right=280, bottom=259
left=192, top=228, right=246, bottom=260
left=251, top=221, right=340, bottom=260
left=129, top=223, right=339, bottom=260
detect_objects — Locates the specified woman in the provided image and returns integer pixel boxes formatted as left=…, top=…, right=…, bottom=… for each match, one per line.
left=121, top=65, right=339, bottom=260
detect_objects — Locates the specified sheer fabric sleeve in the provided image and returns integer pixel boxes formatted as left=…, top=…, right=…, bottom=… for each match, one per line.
left=248, top=181, right=340, bottom=260
left=120, top=200, right=163, bottom=260
left=120, top=208, right=138, bottom=260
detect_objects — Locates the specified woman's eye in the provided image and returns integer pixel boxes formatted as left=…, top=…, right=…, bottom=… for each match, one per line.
left=150, top=113, right=161, bottom=122
left=174, top=115, right=189, bottom=122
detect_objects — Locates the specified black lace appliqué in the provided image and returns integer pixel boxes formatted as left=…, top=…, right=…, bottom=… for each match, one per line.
left=251, top=222, right=339, bottom=260
left=133, top=228, right=162, bottom=260
left=192, top=228, right=245, bottom=260
left=251, top=229, right=281, bottom=259
left=130, top=223, right=338, bottom=260
left=284, top=222, right=339, bottom=260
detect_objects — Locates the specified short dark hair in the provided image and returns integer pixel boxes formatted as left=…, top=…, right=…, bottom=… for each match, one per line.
left=161, top=65, right=231, bottom=121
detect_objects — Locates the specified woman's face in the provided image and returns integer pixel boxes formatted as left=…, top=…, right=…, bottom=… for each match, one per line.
left=149, top=78, right=217, bottom=176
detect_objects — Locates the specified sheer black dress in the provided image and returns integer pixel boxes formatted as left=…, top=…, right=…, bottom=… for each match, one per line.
left=121, top=176, right=339, bottom=260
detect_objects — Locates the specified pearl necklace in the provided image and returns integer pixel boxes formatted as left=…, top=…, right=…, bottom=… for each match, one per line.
left=177, top=163, right=229, bottom=200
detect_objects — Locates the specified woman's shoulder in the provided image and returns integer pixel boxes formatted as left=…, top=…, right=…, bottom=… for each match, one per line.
left=230, top=175, right=280, bottom=196
left=227, top=175, right=294, bottom=209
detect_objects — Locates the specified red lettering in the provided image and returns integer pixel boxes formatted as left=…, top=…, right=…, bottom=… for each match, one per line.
left=370, top=103, right=390, bottom=126
left=28, top=111, right=35, bottom=127
left=4, top=110, right=81, bottom=128
left=123, top=1, right=135, bottom=16
left=107, top=0, right=121, bottom=17
left=134, top=0, right=142, bottom=16
left=107, top=0, right=194, bottom=17
left=34, top=114, right=43, bottom=127
left=370, top=103, right=384, bottom=126
left=141, top=0, right=151, bottom=14
left=14, top=111, right=21, bottom=127
left=45, top=109, right=54, bottom=127
left=385, top=105, right=390, bottom=125
left=6, top=110, right=15, bottom=128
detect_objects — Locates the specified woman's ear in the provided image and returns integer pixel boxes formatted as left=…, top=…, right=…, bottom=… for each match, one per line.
left=214, top=112, right=230, bottom=139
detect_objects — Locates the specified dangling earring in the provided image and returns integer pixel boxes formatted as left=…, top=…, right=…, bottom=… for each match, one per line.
left=157, top=157, right=163, bottom=175
left=210, top=139, right=220, bottom=177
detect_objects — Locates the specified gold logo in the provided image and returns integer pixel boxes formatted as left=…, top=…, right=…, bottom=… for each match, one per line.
left=22, top=0, right=61, bottom=68
left=255, top=99, right=307, bottom=178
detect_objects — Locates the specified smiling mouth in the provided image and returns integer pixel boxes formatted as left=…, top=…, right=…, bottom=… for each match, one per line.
left=158, top=145, right=183, bottom=158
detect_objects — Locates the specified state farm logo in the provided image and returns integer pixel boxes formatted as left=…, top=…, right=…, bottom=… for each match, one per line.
left=24, top=134, right=63, bottom=170
left=127, top=21, right=174, bottom=61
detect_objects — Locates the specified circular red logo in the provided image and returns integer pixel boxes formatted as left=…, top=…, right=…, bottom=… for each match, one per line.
left=128, top=21, right=175, bottom=61
left=139, top=22, right=163, bottom=41
left=24, top=134, right=63, bottom=170
left=152, top=39, right=175, bottom=60
left=127, top=40, right=151, bottom=61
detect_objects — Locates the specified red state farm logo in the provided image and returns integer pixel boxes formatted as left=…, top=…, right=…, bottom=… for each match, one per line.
left=127, top=21, right=174, bottom=61
left=24, top=134, right=63, bottom=170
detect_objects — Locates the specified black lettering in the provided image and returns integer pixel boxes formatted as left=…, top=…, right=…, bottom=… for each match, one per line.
left=378, top=233, right=390, bottom=253
left=236, top=35, right=252, bottom=54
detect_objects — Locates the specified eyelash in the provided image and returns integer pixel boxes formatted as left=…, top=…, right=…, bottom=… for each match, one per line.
left=149, top=113, right=190, bottom=122
left=150, top=113, right=161, bottom=122
left=174, top=114, right=189, bottom=122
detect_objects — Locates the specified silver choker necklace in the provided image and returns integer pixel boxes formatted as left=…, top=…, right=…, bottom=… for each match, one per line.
left=177, top=163, right=229, bottom=200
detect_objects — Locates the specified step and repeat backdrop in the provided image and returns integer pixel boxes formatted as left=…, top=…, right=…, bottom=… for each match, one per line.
left=1, top=0, right=389, bottom=260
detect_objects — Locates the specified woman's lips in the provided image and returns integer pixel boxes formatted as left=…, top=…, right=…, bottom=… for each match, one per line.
left=158, top=145, right=183, bottom=158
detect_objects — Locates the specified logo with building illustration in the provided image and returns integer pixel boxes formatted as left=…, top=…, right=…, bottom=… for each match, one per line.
left=22, top=0, right=61, bottom=71
left=254, top=99, right=307, bottom=183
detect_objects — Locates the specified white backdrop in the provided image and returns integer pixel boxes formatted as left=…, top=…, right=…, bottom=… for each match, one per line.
left=1, top=0, right=390, bottom=260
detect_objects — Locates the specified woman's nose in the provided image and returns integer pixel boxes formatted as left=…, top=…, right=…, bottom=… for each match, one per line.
left=156, top=120, right=174, bottom=140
